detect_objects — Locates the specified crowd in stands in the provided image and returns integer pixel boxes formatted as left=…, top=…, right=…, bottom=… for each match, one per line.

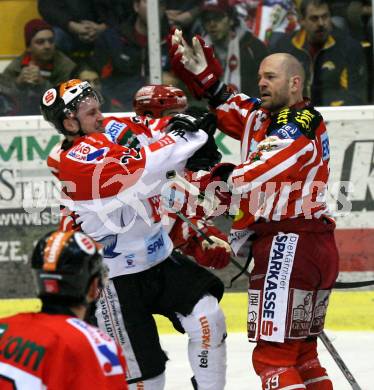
left=0, top=0, right=372, bottom=116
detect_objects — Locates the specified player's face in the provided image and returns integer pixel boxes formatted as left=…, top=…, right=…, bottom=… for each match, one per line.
left=76, top=96, right=104, bottom=134
left=258, top=56, right=291, bottom=112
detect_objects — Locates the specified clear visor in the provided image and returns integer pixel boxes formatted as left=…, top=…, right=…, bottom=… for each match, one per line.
left=64, top=90, right=103, bottom=119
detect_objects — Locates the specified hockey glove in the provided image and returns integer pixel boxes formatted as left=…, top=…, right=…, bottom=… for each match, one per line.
left=166, top=113, right=200, bottom=133
left=168, top=28, right=223, bottom=99
left=186, top=112, right=222, bottom=171
left=197, top=163, right=235, bottom=207
left=184, top=224, right=231, bottom=269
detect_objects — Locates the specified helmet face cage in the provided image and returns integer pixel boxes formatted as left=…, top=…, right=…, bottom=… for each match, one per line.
left=31, top=231, right=106, bottom=303
left=63, top=85, right=103, bottom=120
left=40, top=79, right=102, bottom=134
left=133, top=84, right=187, bottom=118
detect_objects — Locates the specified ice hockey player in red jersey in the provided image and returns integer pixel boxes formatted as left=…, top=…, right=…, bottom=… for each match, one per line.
left=0, top=230, right=128, bottom=390
left=169, top=28, right=339, bottom=390
left=132, top=84, right=231, bottom=270
left=40, top=79, right=228, bottom=390
left=48, top=83, right=231, bottom=271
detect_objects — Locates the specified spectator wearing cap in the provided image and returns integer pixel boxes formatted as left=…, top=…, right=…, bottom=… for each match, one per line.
left=200, top=0, right=268, bottom=97
left=2, top=18, right=76, bottom=115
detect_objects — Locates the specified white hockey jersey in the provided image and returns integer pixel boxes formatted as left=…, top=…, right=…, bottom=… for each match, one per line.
left=57, top=122, right=207, bottom=278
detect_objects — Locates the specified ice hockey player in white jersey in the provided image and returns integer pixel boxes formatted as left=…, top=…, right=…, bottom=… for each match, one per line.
left=40, top=79, right=228, bottom=390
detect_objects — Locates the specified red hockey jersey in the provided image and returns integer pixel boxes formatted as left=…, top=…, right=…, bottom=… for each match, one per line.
left=55, top=119, right=207, bottom=276
left=0, top=312, right=128, bottom=389
left=215, top=94, right=332, bottom=253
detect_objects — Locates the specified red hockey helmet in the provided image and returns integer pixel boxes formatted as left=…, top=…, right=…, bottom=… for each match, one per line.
left=133, top=84, right=187, bottom=118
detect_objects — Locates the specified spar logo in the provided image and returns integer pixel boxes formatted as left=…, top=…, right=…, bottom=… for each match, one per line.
left=261, top=234, right=288, bottom=336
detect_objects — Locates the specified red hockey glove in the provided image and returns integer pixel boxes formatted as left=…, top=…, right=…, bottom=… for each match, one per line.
left=184, top=224, right=231, bottom=269
left=168, top=28, right=223, bottom=99
left=197, top=163, right=235, bottom=207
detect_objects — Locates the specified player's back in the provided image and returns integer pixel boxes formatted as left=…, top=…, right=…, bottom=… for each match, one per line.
left=0, top=312, right=128, bottom=390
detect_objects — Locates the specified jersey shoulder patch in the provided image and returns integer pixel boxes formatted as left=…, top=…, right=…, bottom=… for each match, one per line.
left=268, top=107, right=322, bottom=140
left=104, top=118, right=127, bottom=143
left=67, top=318, right=124, bottom=376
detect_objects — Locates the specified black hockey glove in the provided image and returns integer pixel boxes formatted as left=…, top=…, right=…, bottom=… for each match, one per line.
left=186, top=112, right=222, bottom=171
left=166, top=113, right=200, bottom=133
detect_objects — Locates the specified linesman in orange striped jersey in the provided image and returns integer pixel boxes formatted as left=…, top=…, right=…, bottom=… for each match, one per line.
left=169, top=28, right=339, bottom=390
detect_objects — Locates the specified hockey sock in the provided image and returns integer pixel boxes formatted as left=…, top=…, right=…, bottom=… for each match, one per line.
left=177, top=294, right=227, bottom=390
left=298, top=359, right=333, bottom=390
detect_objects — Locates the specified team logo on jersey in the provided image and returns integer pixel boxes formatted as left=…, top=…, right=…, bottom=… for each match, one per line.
left=98, top=235, right=121, bottom=258
left=67, top=143, right=109, bottom=163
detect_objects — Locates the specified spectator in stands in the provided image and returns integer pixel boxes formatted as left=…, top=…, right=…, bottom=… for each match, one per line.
left=346, top=1, right=373, bottom=40
left=91, top=0, right=172, bottom=110
left=2, top=19, right=76, bottom=115
left=0, top=75, right=19, bottom=116
left=165, top=0, right=202, bottom=39
left=38, top=0, right=117, bottom=62
left=71, top=63, right=125, bottom=112
left=200, top=0, right=268, bottom=97
left=274, top=0, right=368, bottom=106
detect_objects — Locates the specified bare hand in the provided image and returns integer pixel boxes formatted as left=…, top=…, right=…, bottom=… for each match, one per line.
left=17, top=64, right=42, bottom=85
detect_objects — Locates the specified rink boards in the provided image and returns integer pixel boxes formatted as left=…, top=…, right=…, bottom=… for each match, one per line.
left=1, top=291, right=373, bottom=331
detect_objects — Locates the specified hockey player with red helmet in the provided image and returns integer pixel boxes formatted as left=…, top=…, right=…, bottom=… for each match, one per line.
left=132, top=83, right=231, bottom=271
left=133, top=84, right=188, bottom=117
left=0, top=230, right=128, bottom=389
left=41, top=79, right=229, bottom=390
left=168, top=28, right=340, bottom=390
